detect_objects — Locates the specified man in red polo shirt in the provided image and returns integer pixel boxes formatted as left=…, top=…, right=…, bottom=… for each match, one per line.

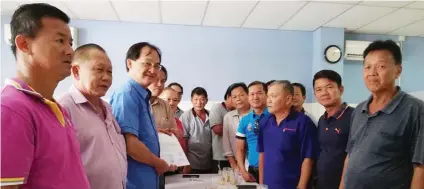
left=1, top=3, right=89, bottom=189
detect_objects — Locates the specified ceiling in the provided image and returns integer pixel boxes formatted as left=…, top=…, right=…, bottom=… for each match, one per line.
left=1, top=0, right=424, bottom=37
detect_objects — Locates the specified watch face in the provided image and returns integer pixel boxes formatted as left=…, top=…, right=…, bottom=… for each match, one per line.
left=325, top=45, right=342, bottom=63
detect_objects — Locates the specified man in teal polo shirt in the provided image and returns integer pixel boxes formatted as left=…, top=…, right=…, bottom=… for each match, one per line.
left=236, top=81, right=269, bottom=183
left=110, top=42, right=175, bottom=189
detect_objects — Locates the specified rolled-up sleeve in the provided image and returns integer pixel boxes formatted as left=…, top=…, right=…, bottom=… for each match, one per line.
left=110, top=92, right=140, bottom=137
left=223, top=114, right=233, bottom=157
left=1, top=106, right=34, bottom=186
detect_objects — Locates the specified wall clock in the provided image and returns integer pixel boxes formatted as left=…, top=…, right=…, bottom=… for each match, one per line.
left=324, top=45, right=342, bottom=64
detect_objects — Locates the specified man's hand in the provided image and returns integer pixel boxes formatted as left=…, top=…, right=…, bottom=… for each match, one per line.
left=182, top=166, right=192, bottom=174
left=168, top=164, right=178, bottom=172
left=241, top=170, right=256, bottom=182
left=154, top=159, right=170, bottom=175
left=158, top=128, right=173, bottom=136
left=212, top=125, right=223, bottom=136
left=230, top=163, right=238, bottom=170
left=170, top=128, right=183, bottom=138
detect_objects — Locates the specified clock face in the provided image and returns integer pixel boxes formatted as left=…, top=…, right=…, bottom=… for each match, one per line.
left=324, top=45, right=342, bottom=64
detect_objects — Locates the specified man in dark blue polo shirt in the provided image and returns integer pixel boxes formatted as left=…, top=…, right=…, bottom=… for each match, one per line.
left=110, top=42, right=174, bottom=189
left=340, top=40, right=424, bottom=189
left=258, top=80, right=319, bottom=189
left=313, top=70, right=354, bottom=189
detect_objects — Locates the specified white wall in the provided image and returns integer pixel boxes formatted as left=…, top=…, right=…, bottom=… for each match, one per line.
left=178, top=101, right=358, bottom=122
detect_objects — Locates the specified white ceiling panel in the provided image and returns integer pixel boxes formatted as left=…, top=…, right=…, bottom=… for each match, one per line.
left=242, top=1, right=306, bottom=29
left=21, top=1, right=76, bottom=18
left=202, top=1, right=258, bottom=27
left=310, top=1, right=360, bottom=4
left=65, top=1, right=118, bottom=21
left=325, top=5, right=395, bottom=30
left=281, top=2, right=353, bottom=31
left=1, top=1, right=20, bottom=15
left=359, top=1, right=413, bottom=8
left=355, top=8, right=424, bottom=34
left=405, top=1, right=424, bottom=9
left=112, top=1, right=160, bottom=23
left=389, top=19, right=424, bottom=36
left=161, top=1, right=207, bottom=25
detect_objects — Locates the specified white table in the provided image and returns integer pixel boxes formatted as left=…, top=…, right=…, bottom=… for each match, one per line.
left=165, top=174, right=258, bottom=189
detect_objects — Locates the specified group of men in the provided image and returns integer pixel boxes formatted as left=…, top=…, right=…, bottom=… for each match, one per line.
left=1, top=3, right=423, bottom=189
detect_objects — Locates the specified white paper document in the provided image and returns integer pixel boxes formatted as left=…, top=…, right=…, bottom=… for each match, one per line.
left=158, top=133, right=190, bottom=167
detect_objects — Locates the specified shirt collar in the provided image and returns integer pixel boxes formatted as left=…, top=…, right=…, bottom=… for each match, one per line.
left=271, top=107, right=298, bottom=122
left=361, top=86, right=405, bottom=115
left=69, top=85, right=89, bottom=104
left=252, top=107, right=269, bottom=119
left=5, top=78, right=43, bottom=99
left=191, top=108, right=209, bottom=117
left=128, top=78, right=151, bottom=99
left=324, top=102, right=348, bottom=120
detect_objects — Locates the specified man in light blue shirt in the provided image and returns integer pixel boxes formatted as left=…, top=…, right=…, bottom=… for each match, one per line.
left=110, top=42, right=175, bottom=189
left=236, top=81, right=269, bottom=183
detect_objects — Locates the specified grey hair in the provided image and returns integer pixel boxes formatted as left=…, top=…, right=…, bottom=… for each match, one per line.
left=269, top=80, right=294, bottom=96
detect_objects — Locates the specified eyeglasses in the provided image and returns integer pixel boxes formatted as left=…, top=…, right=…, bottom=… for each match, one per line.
left=142, top=62, right=162, bottom=70
left=254, top=119, right=260, bottom=134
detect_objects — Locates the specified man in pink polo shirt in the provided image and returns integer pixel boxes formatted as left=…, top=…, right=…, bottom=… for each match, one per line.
left=59, top=44, right=127, bottom=189
left=1, top=3, right=89, bottom=189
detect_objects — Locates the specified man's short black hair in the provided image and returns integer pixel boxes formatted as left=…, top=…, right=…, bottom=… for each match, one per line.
left=363, top=40, right=402, bottom=65
left=224, top=84, right=233, bottom=100
left=160, top=65, right=168, bottom=81
left=313, top=70, right=342, bottom=88
left=191, top=87, right=208, bottom=99
left=167, top=82, right=183, bottom=94
left=248, top=81, right=267, bottom=93
left=229, top=82, right=248, bottom=95
left=266, top=80, right=276, bottom=88
left=125, top=42, right=162, bottom=72
left=10, top=3, right=70, bottom=57
left=292, top=83, right=306, bottom=97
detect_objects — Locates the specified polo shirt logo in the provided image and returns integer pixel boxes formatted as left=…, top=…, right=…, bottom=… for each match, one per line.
left=247, top=123, right=252, bottom=132
left=335, top=128, right=341, bottom=134
left=283, top=128, right=296, bottom=132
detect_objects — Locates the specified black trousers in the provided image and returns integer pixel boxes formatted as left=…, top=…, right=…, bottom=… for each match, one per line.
left=248, top=166, right=260, bottom=183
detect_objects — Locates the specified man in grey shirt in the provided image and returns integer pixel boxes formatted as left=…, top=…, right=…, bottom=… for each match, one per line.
left=180, top=87, right=212, bottom=174
left=340, top=40, right=424, bottom=189
left=209, top=85, right=235, bottom=172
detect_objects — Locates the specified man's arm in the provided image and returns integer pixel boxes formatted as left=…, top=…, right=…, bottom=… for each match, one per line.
left=259, top=153, right=264, bottom=184
left=236, top=139, right=246, bottom=172
left=222, top=115, right=237, bottom=168
left=298, top=158, right=314, bottom=189
left=211, top=124, right=223, bottom=136
left=411, top=164, right=424, bottom=189
left=338, top=155, right=349, bottom=189
left=297, top=117, right=319, bottom=189
left=209, top=104, right=224, bottom=136
left=125, top=133, right=169, bottom=174
left=1, top=106, right=34, bottom=188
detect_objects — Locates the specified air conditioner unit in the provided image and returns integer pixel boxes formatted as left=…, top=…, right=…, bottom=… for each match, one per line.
left=345, top=40, right=401, bottom=61
left=3, top=24, right=78, bottom=50
left=344, top=40, right=371, bottom=61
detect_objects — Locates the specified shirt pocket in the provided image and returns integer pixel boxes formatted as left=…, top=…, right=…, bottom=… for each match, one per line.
left=374, top=126, right=404, bottom=155
left=280, top=128, right=298, bottom=153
